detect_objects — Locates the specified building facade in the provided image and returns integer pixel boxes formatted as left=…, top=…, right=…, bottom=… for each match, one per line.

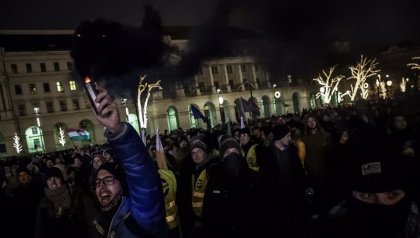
left=0, top=30, right=310, bottom=157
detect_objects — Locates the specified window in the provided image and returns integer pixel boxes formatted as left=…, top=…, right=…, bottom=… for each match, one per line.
left=59, top=100, right=67, bottom=111
left=32, top=103, right=40, bottom=110
left=229, top=80, right=234, bottom=88
left=26, top=63, right=32, bottom=73
left=66, top=62, right=73, bottom=71
left=43, top=83, right=50, bottom=92
left=198, top=82, right=205, bottom=91
left=198, top=68, right=203, bottom=75
left=40, top=63, right=46, bottom=72
left=14, top=85, right=22, bottom=95
left=46, top=101, right=54, bottom=113
left=73, top=99, right=80, bottom=110
left=18, top=104, right=26, bottom=116
left=34, top=139, right=41, bottom=149
left=54, top=62, right=60, bottom=71
left=214, top=81, right=220, bottom=89
left=32, top=127, right=39, bottom=135
left=29, top=84, right=36, bottom=94
left=211, top=66, right=218, bottom=74
left=241, top=65, right=246, bottom=72
left=226, top=65, right=233, bottom=74
left=255, top=64, right=260, bottom=72
left=69, top=81, right=77, bottom=91
left=0, top=144, right=6, bottom=154
left=11, top=64, right=18, bottom=73
left=56, top=82, right=64, bottom=93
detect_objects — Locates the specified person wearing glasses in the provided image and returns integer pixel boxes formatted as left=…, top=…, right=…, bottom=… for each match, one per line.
left=90, top=85, right=166, bottom=238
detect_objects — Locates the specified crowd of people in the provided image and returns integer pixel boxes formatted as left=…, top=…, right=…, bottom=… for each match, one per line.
left=1, top=85, right=420, bottom=238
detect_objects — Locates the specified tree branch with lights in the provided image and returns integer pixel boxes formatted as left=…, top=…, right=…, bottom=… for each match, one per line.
left=313, top=66, right=350, bottom=105
left=13, top=133, right=23, bottom=154
left=407, top=57, right=420, bottom=70
left=58, top=127, right=66, bottom=146
left=137, top=75, right=162, bottom=129
left=348, top=55, right=380, bottom=101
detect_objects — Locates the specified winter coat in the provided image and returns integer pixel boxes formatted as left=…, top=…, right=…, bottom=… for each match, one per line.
left=90, top=123, right=166, bottom=238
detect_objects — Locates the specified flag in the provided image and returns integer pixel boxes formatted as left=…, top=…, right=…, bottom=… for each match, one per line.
left=190, top=104, right=209, bottom=124
left=155, top=129, right=168, bottom=170
left=240, top=97, right=251, bottom=112
left=67, top=129, right=90, bottom=141
left=249, top=98, right=260, bottom=116
left=240, top=116, right=246, bottom=129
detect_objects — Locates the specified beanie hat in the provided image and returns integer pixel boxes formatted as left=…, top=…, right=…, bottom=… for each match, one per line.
left=16, top=166, right=31, bottom=176
left=219, top=137, right=241, bottom=158
left=96, top=162, right=128, bottom=194
left=347, top=145, right=409, bottom=193
left=239, top=127, right=251, bottom=136
left=191, top=140, right=208, bottom=153
left=45, top=166, right=65, bottom=181
left=272, top=125, right=291, bottom=140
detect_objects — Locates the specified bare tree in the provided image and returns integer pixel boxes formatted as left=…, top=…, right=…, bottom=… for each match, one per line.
left=313, top=66, right=350, bottom=105
left=408, top=57, right=420, bottom=70
left=137, top=75, right=162, bottom=129
left=348, top=55, right=380, bottom=101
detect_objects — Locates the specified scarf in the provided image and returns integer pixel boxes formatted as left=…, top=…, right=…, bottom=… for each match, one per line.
left=44, top=184, right=72, bottom=210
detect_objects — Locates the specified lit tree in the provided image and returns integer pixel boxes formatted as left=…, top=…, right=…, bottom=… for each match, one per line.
left=313, top=66, right=350, bottom=105
left=407, top=57, right=420, bottom=70
left=58, top=127, right=66, bottom=146
left=348, top=55, right=380, bottom=101
left=13, top=133, right=23, bottom=154
left=400, top=77, right=407, bottom=93
left=137, top=75, right=162, bottom=129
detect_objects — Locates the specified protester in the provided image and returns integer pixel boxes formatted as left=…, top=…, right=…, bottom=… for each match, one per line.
left=322, top=141, right=418, bottom=238
left=89, top=84, right=166, bottom=237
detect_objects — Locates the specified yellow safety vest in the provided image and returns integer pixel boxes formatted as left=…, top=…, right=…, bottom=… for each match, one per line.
left=246, top=144, right=259, bottom=172
left=191, top=169, right=208, bottom=217
left=159, top=169, right=178, bottom=229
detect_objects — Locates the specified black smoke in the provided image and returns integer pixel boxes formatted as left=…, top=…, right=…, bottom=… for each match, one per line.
left=176, top=0, right=235, bottom=79
left=70, top=4, right=168, bottom=81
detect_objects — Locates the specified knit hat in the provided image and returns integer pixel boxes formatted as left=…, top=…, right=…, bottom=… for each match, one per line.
left=272, top=125, right=291, bottom=140
left=239, top=127, right=251, bottom=136
left=191, top=140, right=208, bottom=153
left=347, top=145, right=409, bottom=193
left=16, top=166, right=31, bottom=176
left=96, top=162, right=128, bottom=194
left=219, top=136, right=241, bottom=158
left=45, top=166, right=65, bottom=181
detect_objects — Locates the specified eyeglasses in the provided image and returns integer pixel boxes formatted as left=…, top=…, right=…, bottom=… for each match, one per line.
left=96, top=176, right=115, bottom=187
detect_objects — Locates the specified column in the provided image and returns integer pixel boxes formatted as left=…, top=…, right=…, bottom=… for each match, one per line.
left=222, top=64, right=231, bottom=92
left=194, top=75, right=201, bottom=96
left=251, top=65, right=259, bottom=89
left=237, top=65, right=244, bottom=91
left=208, top=65, right=216, bottom=93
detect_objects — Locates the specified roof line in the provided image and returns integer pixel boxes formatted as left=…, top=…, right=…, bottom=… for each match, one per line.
left=0, top=30, right=75, bottom=35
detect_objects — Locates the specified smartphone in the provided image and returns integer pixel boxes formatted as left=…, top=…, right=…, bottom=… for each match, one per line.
left=83, top=76, right=99, bottom=114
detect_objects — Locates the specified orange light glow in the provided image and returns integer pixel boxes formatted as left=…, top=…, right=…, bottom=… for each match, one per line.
left=84, top=76, right=92, bottom=83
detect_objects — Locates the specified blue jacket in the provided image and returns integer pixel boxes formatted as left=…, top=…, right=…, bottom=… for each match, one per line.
left=98, top=123, right=166, bottom=237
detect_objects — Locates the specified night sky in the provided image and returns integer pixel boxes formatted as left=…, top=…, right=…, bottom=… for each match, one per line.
left=1, top=0, right=419, bottom=90
left=1, top=0, right=419, bottom=47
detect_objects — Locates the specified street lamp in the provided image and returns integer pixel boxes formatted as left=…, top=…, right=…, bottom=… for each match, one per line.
left=33, top=107, right=45, bottom=153
left=217, top=89, right=225, bottom=124
left=386, top=80, right=392, bottom=99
